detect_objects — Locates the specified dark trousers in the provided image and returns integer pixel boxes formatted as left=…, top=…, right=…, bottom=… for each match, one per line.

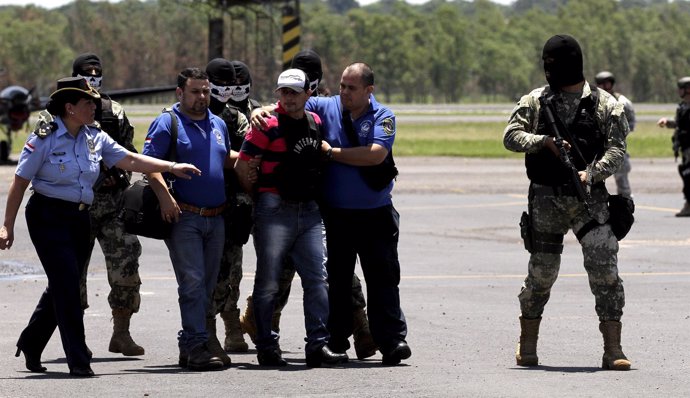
left=322, top=204, right=408, bottom=353
left=17, top=193, right=91, bottom=370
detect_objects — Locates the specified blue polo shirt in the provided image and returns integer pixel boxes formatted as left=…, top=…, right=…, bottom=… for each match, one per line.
left=143, top=104, right=229, bottom=208
left=306, top=94, right=396, bottom=209
left=16, top=116, right=128, bottom=205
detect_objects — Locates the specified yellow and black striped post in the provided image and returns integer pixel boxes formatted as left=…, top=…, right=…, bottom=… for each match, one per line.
left=282, top=3, right=300, bottom=70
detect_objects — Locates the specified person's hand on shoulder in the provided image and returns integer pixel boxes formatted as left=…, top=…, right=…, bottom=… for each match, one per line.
left=250, top=105, right=276, bottom=130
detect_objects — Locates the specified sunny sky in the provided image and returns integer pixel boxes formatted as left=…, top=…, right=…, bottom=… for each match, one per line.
left=1, top=0, right=515, bottom=9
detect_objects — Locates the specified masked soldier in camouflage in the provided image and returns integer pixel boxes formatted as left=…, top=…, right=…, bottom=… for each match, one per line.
left=504, top=35, right=630, bottom=370
left=657, top=76, right=690, bottom=216
left=34, top=53, right=145, bottom=356
left=203, top=59, right=253, bottom=364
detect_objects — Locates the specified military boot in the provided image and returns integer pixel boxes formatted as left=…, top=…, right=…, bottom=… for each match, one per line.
left=109, top=308, right=145, bottom=356
left=206, top=317, right=232, bottom=366
left=599, top=320, right=631, bottom=370
left=352, top=308, right=377, bottom=360
left=221, top=309, right=248, bottom=352
left=515, top=316, right=541, bottom=366
left=676, top=201, right=690, bottom=217
left=239, top=295, right=257, bottom=343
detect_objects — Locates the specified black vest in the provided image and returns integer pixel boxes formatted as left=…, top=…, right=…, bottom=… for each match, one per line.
left=259, top=112, right=323, bottom=202
left=97, top=97, right=122, bottom=144
left=526, top=86, right=605, bottom=185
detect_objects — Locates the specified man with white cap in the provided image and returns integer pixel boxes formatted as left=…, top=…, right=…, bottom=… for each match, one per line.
left=235, top=69, right=347, bottom=368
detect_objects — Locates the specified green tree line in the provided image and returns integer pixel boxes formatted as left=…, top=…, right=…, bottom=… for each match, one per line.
left=1, top=0, right=690, bottom=103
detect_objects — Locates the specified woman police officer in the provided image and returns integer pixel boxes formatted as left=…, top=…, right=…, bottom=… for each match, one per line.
left=0, top=76, right=200, bottom=377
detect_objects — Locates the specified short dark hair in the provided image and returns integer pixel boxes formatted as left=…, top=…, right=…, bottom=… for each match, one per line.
left=346, top=62, right=374, bottom=87
left=177, top=67, right=208, bottom=89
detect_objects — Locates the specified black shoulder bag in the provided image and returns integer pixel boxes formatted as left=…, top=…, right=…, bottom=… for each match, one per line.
left=342, top=110, right=398, bottom=191
left=118, top=109, right=178, bottom=240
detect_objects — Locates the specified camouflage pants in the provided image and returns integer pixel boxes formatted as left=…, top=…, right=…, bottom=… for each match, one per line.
left=210, top=242, right=244, bottom=316
left=518, top=184, right=625, bottom=321
left=80, top=190, right=142, bottom=312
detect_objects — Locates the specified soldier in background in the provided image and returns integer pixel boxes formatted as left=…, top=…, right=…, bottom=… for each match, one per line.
left=596, top=71, right=636, bottom=198
left=35, top=53, right=145, bottom=356
left=657, top=76, right=690, bottom=216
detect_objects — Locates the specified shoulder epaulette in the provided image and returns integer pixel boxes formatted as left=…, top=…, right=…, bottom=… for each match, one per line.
left=34, top=120, right=58, bottom=139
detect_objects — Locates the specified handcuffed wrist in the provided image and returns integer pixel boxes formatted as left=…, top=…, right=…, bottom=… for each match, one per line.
left=168, top=162, right=177, bottom=172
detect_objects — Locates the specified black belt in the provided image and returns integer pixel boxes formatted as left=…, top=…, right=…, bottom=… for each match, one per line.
left=31, top=192, right=90, bottom=211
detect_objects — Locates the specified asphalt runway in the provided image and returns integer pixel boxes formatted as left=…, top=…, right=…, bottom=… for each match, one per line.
left=1, top=157, right=689, bottom=397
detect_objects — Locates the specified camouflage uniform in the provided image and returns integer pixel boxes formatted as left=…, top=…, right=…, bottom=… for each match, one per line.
left=210, top=109, right=251, bottom=318
left=504, top=82, right=628, bottom=321
left=37, top=102, right=142, bottom=313
left=611, top=92, right=635, bottom=198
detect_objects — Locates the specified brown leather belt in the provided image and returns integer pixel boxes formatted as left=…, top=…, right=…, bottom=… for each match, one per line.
left=178, top=202, right=226, bottom=217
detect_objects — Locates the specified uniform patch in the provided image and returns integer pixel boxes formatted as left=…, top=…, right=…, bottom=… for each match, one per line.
left=361, top=120, right=373, bottom=136
left=34, top=121, right=58, bottom=139
left=213, top=128, right=224, bottom=144
left=382, top=118, right=395, bottom=136
left=23, top=142, right=35, bottom=154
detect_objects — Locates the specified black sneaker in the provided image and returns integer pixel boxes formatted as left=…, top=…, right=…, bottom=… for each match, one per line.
left=257, top=348, right=287, bottom=367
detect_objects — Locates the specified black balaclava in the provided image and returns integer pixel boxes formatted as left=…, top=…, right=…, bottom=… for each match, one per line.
left=228, top=61, right=252, bottom=109
left=542, top=35, right=584, bottom=89
left=205, top=58, right=236, bottom=115
left=72, top=53, right=103, bottom=91
left=290, top=49, right=323, bottom=97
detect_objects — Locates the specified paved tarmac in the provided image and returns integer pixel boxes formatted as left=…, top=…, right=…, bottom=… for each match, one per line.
left=1, top=157, right=689, bottom=397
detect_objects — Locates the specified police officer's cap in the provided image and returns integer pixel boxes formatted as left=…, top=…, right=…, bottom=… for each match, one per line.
left=678, top=76, right=690, bottom=89
left=50, top=77, right=101, bottom=100
left=595, top=71, right=615, bottom=85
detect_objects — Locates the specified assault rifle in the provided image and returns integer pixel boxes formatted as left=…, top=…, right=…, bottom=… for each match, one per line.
left=542, top=98, right=595, bottom=210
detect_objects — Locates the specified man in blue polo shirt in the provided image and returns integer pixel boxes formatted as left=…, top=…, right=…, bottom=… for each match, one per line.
left=144, top=67, right=233, bottom=371
left=309, top=62, right=410, bottom=366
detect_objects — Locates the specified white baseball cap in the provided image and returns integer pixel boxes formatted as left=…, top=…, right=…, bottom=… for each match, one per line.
left=275, top=68, right=309, bottom=93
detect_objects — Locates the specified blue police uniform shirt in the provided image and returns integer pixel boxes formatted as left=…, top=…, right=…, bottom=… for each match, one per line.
left=143, top=103, right=229, bottom=208
left=16, top=116, right=128, bottom=205
left=306, top=94, right=396, bottom=209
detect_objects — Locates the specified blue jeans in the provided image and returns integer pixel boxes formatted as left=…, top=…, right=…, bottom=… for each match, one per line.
left=165, top=211, right=224, bottom=352
left=252, top=193, right=330, bottom=354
